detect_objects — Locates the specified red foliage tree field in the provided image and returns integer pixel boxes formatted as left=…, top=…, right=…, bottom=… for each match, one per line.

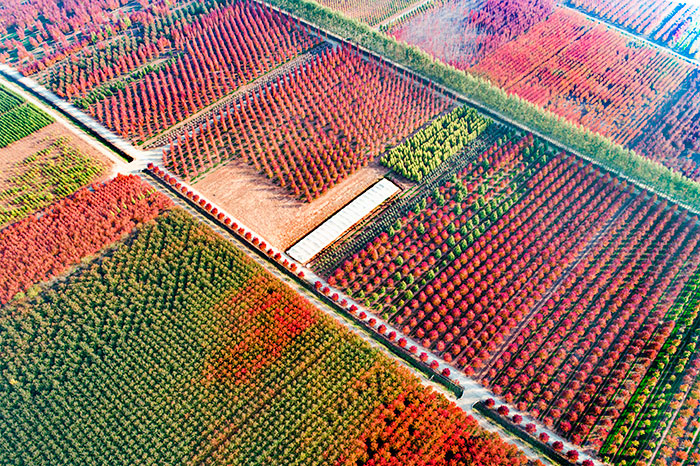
left=315, top=0, right=424, bottom=26
left=0, top=0, right=131, bottom=69
left=90, top=1, right=321, bottom=143
left=390, top=0, right=554, bottom=69
left=478, top=11, right=692, bottom=148
left=163, top=45, right=450, bottom=201
left=489, top=196, right=700, bottom=449
left=0, top=174, right=171, bottom=304
left=340, top=389, right=528, bottom=465
left=324, top=124, right=700, bottom=452
left=566, top=0, right=700, bottom=58
left=633, top=70, right=700, bottom=181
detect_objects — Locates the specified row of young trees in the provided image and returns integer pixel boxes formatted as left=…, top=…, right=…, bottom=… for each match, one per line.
left=601, top=269, right=700, bottom=466
left=633, top=70, right=700, bottom=181
left=381, top=105, right=491, bottom=181
left=489, top=196, right=700, bottom=450
left=650, top=359, right=700, bottom=466
left=164, top=45, right=449, bottom=200
left=470, top=9, right=591, bottom=88
left=0, top=84, right=53, bottom=147
left=45, top=32, right=167, bottom=100
left=316, top=0, right=421, bottom=26
left=18, top=0, right=193, bottom=76
left=0, top=103, right=54, bottom=147
left=40, top=0, right=222, bottom=100
left=0, top=84, right=23, bottom=112
left=0, top=0, right=132, bottom=69
left=90, top=0, right=321, bottom=143
left=567, top=0, right=672, bottom=36
left=1, top=209, right=532, bottom=466
left=602, top=271, right=700, bottom=465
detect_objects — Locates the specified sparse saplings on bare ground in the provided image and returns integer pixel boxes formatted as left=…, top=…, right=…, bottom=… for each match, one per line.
left=164, top=45, right=450, bottom=201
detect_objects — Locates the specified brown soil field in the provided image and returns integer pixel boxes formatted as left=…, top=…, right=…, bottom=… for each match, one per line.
left=194, top=158, right=391, bottom=250
left=0, top=122, right=113, bottom=184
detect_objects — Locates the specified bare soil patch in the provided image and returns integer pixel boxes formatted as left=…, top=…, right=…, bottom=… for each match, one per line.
left=0, top=122, right=113, bottom=183
left=194, top=158, right=391, bottom=250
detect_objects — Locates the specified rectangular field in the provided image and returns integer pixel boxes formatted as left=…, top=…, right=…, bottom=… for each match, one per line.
left=473, top=10, right=693, bottom=148
left=165, top=45, right=451, bottom=201
left=0, top=174, right=171, bottom=305
left=389, top=0, right=555, bottom=69
left=84, top=1, right=322, bottom=144
left=0, top=123, right=113, bottom=227
left=563, top=0, right=700, bottom=59
left=312, top=123, right=700, bottom=460
left=0, top=209, right=530, bottom=466
left=0, top=83, right=52, bottom=147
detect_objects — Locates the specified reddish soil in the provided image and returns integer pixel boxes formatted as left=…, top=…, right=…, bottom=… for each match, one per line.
left=0, top=122, right=113, bottom=184
left=194, top=158, right=391, bottom=250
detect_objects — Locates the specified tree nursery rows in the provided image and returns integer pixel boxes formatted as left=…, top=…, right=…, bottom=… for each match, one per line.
left=0, top=136, right=106, bottom=227
left=0, top=83, right=52, bottom=146
left=0, top=210, right=529, bottom=466
left=315, top=0, right=421, bottom=26
left=163, top=45, right=451, bottom=199
left=313, top=122, right=700, bottom=464
left=563, top=0, right=700, bottom=59
left=383, top=0, right=700, bottom=182
left=0, top=174, right=172, bottom=305
left=2, top=0, right=700, bottom=465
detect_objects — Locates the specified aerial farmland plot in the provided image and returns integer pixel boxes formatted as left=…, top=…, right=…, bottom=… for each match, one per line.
left=0, top=82, right=113, bottom=227
left=562, top=0, right=700, bottom=59
left=383, top=0, right=700, bottom=183
left=2, top=0, right=700, bottom=465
